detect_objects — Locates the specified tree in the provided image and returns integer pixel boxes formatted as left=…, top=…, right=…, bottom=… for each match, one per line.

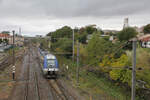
left=51, top=26, right=72, bottom=38
left=86, top=33, right=112, bottom=66
left=1, top=31, right=10, bottom=34
left=117, top=27, right=138, bottom=41
left=144, top=24, right=150, bottom=34
left=0, top=39, right=2, bottom=44
left=47, top=32, right=53, bottom=36
left=40, top=39, right=49, bottom=50
left=77, top=32, right=87, bottom=44
left=49, top=26, right=72, bottom=43
left=3, top=39, right=8, bottom=44
left=51, top=38, right=72, bottom=57
left=85, top=25, right=97, bottom=34
left=109, top=54, right=131, bottom=85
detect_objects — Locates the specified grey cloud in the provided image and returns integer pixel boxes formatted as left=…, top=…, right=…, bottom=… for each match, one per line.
left=0, top=0, right=150, bottom=36
left=29, top=0, right=150, bottom=17
left=0, top=0, right=149, bottom=18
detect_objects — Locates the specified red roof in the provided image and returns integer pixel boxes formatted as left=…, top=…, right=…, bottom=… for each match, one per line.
left=0, top=33, right=10, bottom=37
left=138, top=34, right=150, bottom=42
left=141, top=37, right=150, bottom=42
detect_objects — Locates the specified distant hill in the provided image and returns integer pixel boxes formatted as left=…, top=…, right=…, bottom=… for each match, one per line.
left=103, top=29, right=119, bottom=35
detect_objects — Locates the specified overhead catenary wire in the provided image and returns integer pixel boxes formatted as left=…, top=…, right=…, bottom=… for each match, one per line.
left=82, top=41, right=131, bottom=68
left=51, top=37, right=73, bottom=40
left=49, top=36, right=146, bottom=70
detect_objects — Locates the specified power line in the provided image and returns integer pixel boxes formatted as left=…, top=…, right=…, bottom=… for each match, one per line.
left=72, top=29, right=75, bottom=62
left=51, top=37, right=72, bottom=40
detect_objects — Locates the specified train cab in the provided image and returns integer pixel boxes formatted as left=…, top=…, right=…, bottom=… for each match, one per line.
left=43, top=54, right=59, bottom=78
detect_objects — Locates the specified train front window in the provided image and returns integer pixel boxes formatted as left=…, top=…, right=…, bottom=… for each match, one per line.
left=47, top=59, right=55, bottom=67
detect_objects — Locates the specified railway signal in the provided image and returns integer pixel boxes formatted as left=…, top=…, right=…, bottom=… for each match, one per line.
left=12, top=30, right=16, bottom=80
left=12, top=65, right=16, bottom=80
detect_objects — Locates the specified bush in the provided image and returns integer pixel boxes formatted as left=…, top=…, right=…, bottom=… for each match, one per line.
left=144, top=24, right=150, bottom=34
left=117, top=27, right=138, bottom=42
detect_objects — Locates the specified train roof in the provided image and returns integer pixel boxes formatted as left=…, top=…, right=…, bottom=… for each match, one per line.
left=45, top=54, right=56, bottom=59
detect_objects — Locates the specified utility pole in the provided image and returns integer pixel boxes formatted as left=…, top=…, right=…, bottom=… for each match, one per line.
left=48, top=37, right=51, bottom=49
left=132, top=39, right=137, bottom=100
left=72, top=29, right=75, bottom=62
left=76, top=40, right=79, bottom=85
left=12, top=30, right=15, bottom=80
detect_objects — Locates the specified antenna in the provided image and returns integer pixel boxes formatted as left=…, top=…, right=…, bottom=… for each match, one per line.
left=123, top=18, right=129, bottom=29
left=19, top=27, right=21, bottom=36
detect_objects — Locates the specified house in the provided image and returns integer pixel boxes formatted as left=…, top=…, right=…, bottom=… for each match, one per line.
left=9, top=35, right=24, bottom=46
left=36, top=35, right=42, bottom=38
left=0, top=33, right=10, bottom=40
left=86, top=34, right=114, bottom=43
left=0, top=33, right=24, bottom=46
left=0, top=33, right=11, bottom=44
left=138, top=34, right=150, bottom=48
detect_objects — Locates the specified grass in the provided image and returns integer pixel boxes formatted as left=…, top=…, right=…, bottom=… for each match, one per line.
left=126, top=47, right=150, bottom=87
left=58, top=56, right=131, bottom=100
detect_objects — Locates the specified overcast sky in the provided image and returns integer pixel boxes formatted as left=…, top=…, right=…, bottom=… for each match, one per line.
left=0, top=0, right=149, bottom=36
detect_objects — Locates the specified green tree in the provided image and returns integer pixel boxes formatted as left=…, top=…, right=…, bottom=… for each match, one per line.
left=48, top=26, right=72, bottom=43
left=109, top=54, right=131, bottom=85
left=3, top=39, right=8, bottom=44
left=1, top=31, right=10, bottom=34
left=0, top=39, right=2, bottom=44
left=39, top=39, right=49, bottom=50
left=144, top=24, right=150, bottom=34
left=117, top=27, right=138, bottom=41
left=52, top=38, right=72, bottom=53
left=85, top=25, right=97, bottom=34
left=86, top=33, right=112, bottom=66
left=77, top=32, right=87, bottom=44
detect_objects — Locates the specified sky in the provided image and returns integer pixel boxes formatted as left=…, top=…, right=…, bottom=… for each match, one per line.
left=0, top=0, right=150, bottom=36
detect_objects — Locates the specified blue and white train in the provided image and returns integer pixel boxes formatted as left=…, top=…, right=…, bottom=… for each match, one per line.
left=43, top=54, right=59, bottom=78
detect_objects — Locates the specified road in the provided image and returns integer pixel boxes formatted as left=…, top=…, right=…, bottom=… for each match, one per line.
left=9, top=46, right=77, bottom=100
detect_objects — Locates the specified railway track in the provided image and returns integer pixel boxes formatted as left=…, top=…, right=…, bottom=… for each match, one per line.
left=0, top=54, right=23, bottom=70
left=26, top=47, right=54, bottom=100
left=22, top=50, right=42, bottom=100
left=24, top=52, right=30, bottom=100
left=48, top=79, right=77, bottom=100
left=34, top=72, right=41, bottom=100
left=33, top=46, right=77, bottom=100
left=0, top=49, right=25, bottom=70
left=49, top=79, right=67, bottom=100
left=10, top=46, right=79, bottom=100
